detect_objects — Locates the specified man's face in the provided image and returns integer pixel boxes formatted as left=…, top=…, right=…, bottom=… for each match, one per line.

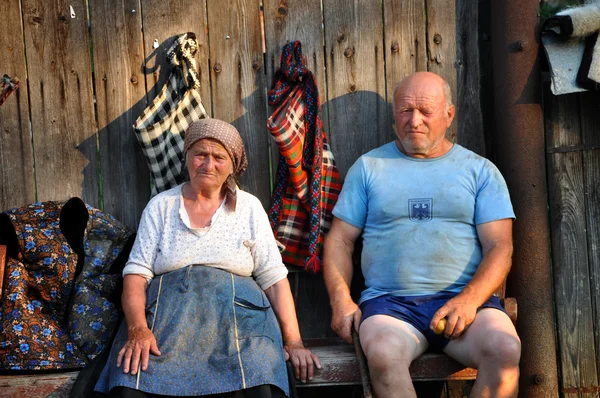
left=393, top=75, right=455, bottom=158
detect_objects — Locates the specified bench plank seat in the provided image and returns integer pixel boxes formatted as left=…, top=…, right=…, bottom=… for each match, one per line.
left=0, top=244, right=516, bottom=394
left=300, top=338, right=477, bottom=387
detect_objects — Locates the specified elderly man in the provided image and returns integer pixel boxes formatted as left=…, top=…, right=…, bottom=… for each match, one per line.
left=323, top=72, right=521, bottom=397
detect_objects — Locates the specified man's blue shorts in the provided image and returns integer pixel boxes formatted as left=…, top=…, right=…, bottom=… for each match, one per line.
left=359, top=292, right=507, bottom=350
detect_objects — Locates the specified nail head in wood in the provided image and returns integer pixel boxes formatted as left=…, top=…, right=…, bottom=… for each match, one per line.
left=518, top=40, right=528, bottom=51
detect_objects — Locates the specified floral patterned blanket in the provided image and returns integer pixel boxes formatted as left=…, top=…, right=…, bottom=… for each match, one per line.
left=0, top=198, right=133, bottom=371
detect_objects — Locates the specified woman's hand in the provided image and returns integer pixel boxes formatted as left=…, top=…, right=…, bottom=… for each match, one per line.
left=116, top=325, right=161, bottom=375
left=284, top=341, right=322, bottom=383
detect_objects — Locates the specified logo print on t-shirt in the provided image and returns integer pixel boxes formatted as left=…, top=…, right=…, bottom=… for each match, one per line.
left=409, top=199, right=433, bottom=222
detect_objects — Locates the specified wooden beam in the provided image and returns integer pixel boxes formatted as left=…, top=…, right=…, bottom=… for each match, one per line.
left=0, top=0, right=35, bottom=211
left=546, top=92, right=599, bottom=395
left=323, top=0, right=387, bottom=179
left=89, top=0, right=150, bottom=230
left=21, top=0, right=99, bottom=206
left=206, top=0, right=271, bottom=206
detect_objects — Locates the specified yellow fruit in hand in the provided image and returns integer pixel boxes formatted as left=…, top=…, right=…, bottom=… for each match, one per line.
left=433, top=318, right=447, bottom=335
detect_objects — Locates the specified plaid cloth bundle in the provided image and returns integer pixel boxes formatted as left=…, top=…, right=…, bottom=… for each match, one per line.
left=267, top=41, right=342, bottom=272
left=134, top=32, right=208, bottom=195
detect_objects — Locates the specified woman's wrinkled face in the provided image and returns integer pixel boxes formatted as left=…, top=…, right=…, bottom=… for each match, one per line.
left=187, top=139, right=233, bottom=191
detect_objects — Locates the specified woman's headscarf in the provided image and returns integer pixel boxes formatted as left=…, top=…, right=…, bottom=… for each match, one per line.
left=183, top=119, right=248, bottom=211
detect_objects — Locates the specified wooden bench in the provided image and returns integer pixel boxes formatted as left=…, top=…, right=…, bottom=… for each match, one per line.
left=302, top=295, right=517, bottom=388
left=0, top=244, right=517, bottom=396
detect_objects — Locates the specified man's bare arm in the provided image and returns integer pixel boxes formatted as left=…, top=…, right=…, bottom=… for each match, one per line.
left=430, top=218, right=514, bottom=338
left=323, top=217, right=363, bottom=343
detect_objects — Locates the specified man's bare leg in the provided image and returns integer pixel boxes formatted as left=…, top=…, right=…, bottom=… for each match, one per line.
left=359, top=315, right=429, bottom=398
left=444, top=309, right=521, bottom=398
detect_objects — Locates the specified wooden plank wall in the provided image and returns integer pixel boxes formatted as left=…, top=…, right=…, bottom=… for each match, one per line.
left=0, top=0, right=35, bottom=211
left=0, top=0, right=520, bottom=396
left=545, top=87, right=600, bottom=396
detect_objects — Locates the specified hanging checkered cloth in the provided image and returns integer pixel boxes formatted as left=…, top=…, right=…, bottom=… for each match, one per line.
left=134, top=32, right=208, bottom=195
left=267, top=41, right=342, bottom=272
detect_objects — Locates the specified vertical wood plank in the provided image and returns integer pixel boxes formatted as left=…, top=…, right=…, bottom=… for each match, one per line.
left=323, top=0, right=387, bottom=178
left=446, top=380, right=473, bottom=398
left=383, top=0, right=427, bottom=145
left=426, top=0, right=457, bottom=141
left=263, top=1, right=327, bottom=121
left=207, top=0, right=270, bottom=205
left=21, top=0, right=99, bottom=207
left=415, top=381, right=446, bottom=397
left=141, top=0, right=211, bottom=117
left=579, top=91, right=600, bottom=381
left=262, top=0, right=332, bottom=340
left=0, top=0, right=35, bottom=210
left=583, top=149, right=600, bottom=383
left=546, top=92, right=599, bottom=396
left=477, top=0, right=495, bottom=158
left=89, top=0, right=150, bottom=230
left=295, top=272, right=335, bottom=339
left=263, top=0, right=327, bottom=181
left=455, top=0, right=484, bottom=155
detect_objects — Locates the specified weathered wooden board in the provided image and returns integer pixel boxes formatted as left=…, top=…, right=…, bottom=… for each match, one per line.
left=21, top=0, right=99, bottom=207
left=263, top=0, right=328, bottom=182
left=426, top=0, right=457, bottom=142
left=383, top=0, right=427, bottom=145
left=323, top=0, right=387, bottom=178
left=0, top=371, right=78, bottom=398
left=89, top=0, right=150, bottom=230
left=546, top=93, right=599, bottom=397
left=546, top=92, right=581, bottom=149
left=0, top=0, right=35, bottom=211
left=477, top=0, right=495, bottom=158
left=301, top=339, right=478, bottom=385
left=455, top=0, right=484, bottom=155
left=140, top=0, right=211, bottom=116
left=206, top=0, right=271, bottom=205
left=294, top=271, right=336, bottom=339
left=579, top=91, right=600, bottom=381
left=446, top=380, right=473, bottom=398
left=583, top=149, right=600, bottom=384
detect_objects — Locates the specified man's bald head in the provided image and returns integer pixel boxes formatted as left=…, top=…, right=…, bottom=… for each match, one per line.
left=392, top=71, right=456, bottom=158
left=393, top=72, right=453, bottom=112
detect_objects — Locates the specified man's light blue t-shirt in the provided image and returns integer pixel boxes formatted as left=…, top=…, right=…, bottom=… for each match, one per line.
left=332, top=142, right=515, bottom=304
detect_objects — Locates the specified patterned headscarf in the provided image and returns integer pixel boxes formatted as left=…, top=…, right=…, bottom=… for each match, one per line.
left=183, top=119, right=248, bottom=211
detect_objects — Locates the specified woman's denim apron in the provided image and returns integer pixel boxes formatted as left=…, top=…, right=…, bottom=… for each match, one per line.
left=95, top=266, right=289, bottom=396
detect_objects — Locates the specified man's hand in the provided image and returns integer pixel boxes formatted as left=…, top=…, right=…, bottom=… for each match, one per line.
left=117, top=325, right=161, bottom=374
left=284, top=341, right=322, bottom=383
left=331, top=298, right=362, bottom=343
left=430, top=296, right=478, bottom=339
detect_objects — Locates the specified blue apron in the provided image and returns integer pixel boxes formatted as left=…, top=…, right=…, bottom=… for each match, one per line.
left=95, top=266, right=289, bottom=396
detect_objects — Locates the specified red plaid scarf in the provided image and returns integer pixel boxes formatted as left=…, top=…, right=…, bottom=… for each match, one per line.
left=267, top=42, right=342, bottom=272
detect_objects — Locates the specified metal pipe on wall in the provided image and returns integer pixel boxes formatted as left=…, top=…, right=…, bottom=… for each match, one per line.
left=489, top=1, right=559, bottom=397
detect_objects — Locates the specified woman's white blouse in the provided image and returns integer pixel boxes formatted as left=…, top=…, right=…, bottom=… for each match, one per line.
left=123, top=184, right=288, bottom=290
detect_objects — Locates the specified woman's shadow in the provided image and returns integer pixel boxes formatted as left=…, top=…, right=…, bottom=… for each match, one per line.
left=78, top=35, right=184, bottom=231
left=78, top=35, right=396, bottom=233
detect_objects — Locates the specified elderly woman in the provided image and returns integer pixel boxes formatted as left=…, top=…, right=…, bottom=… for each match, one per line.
left=95, top=119, right=320, bottom=398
